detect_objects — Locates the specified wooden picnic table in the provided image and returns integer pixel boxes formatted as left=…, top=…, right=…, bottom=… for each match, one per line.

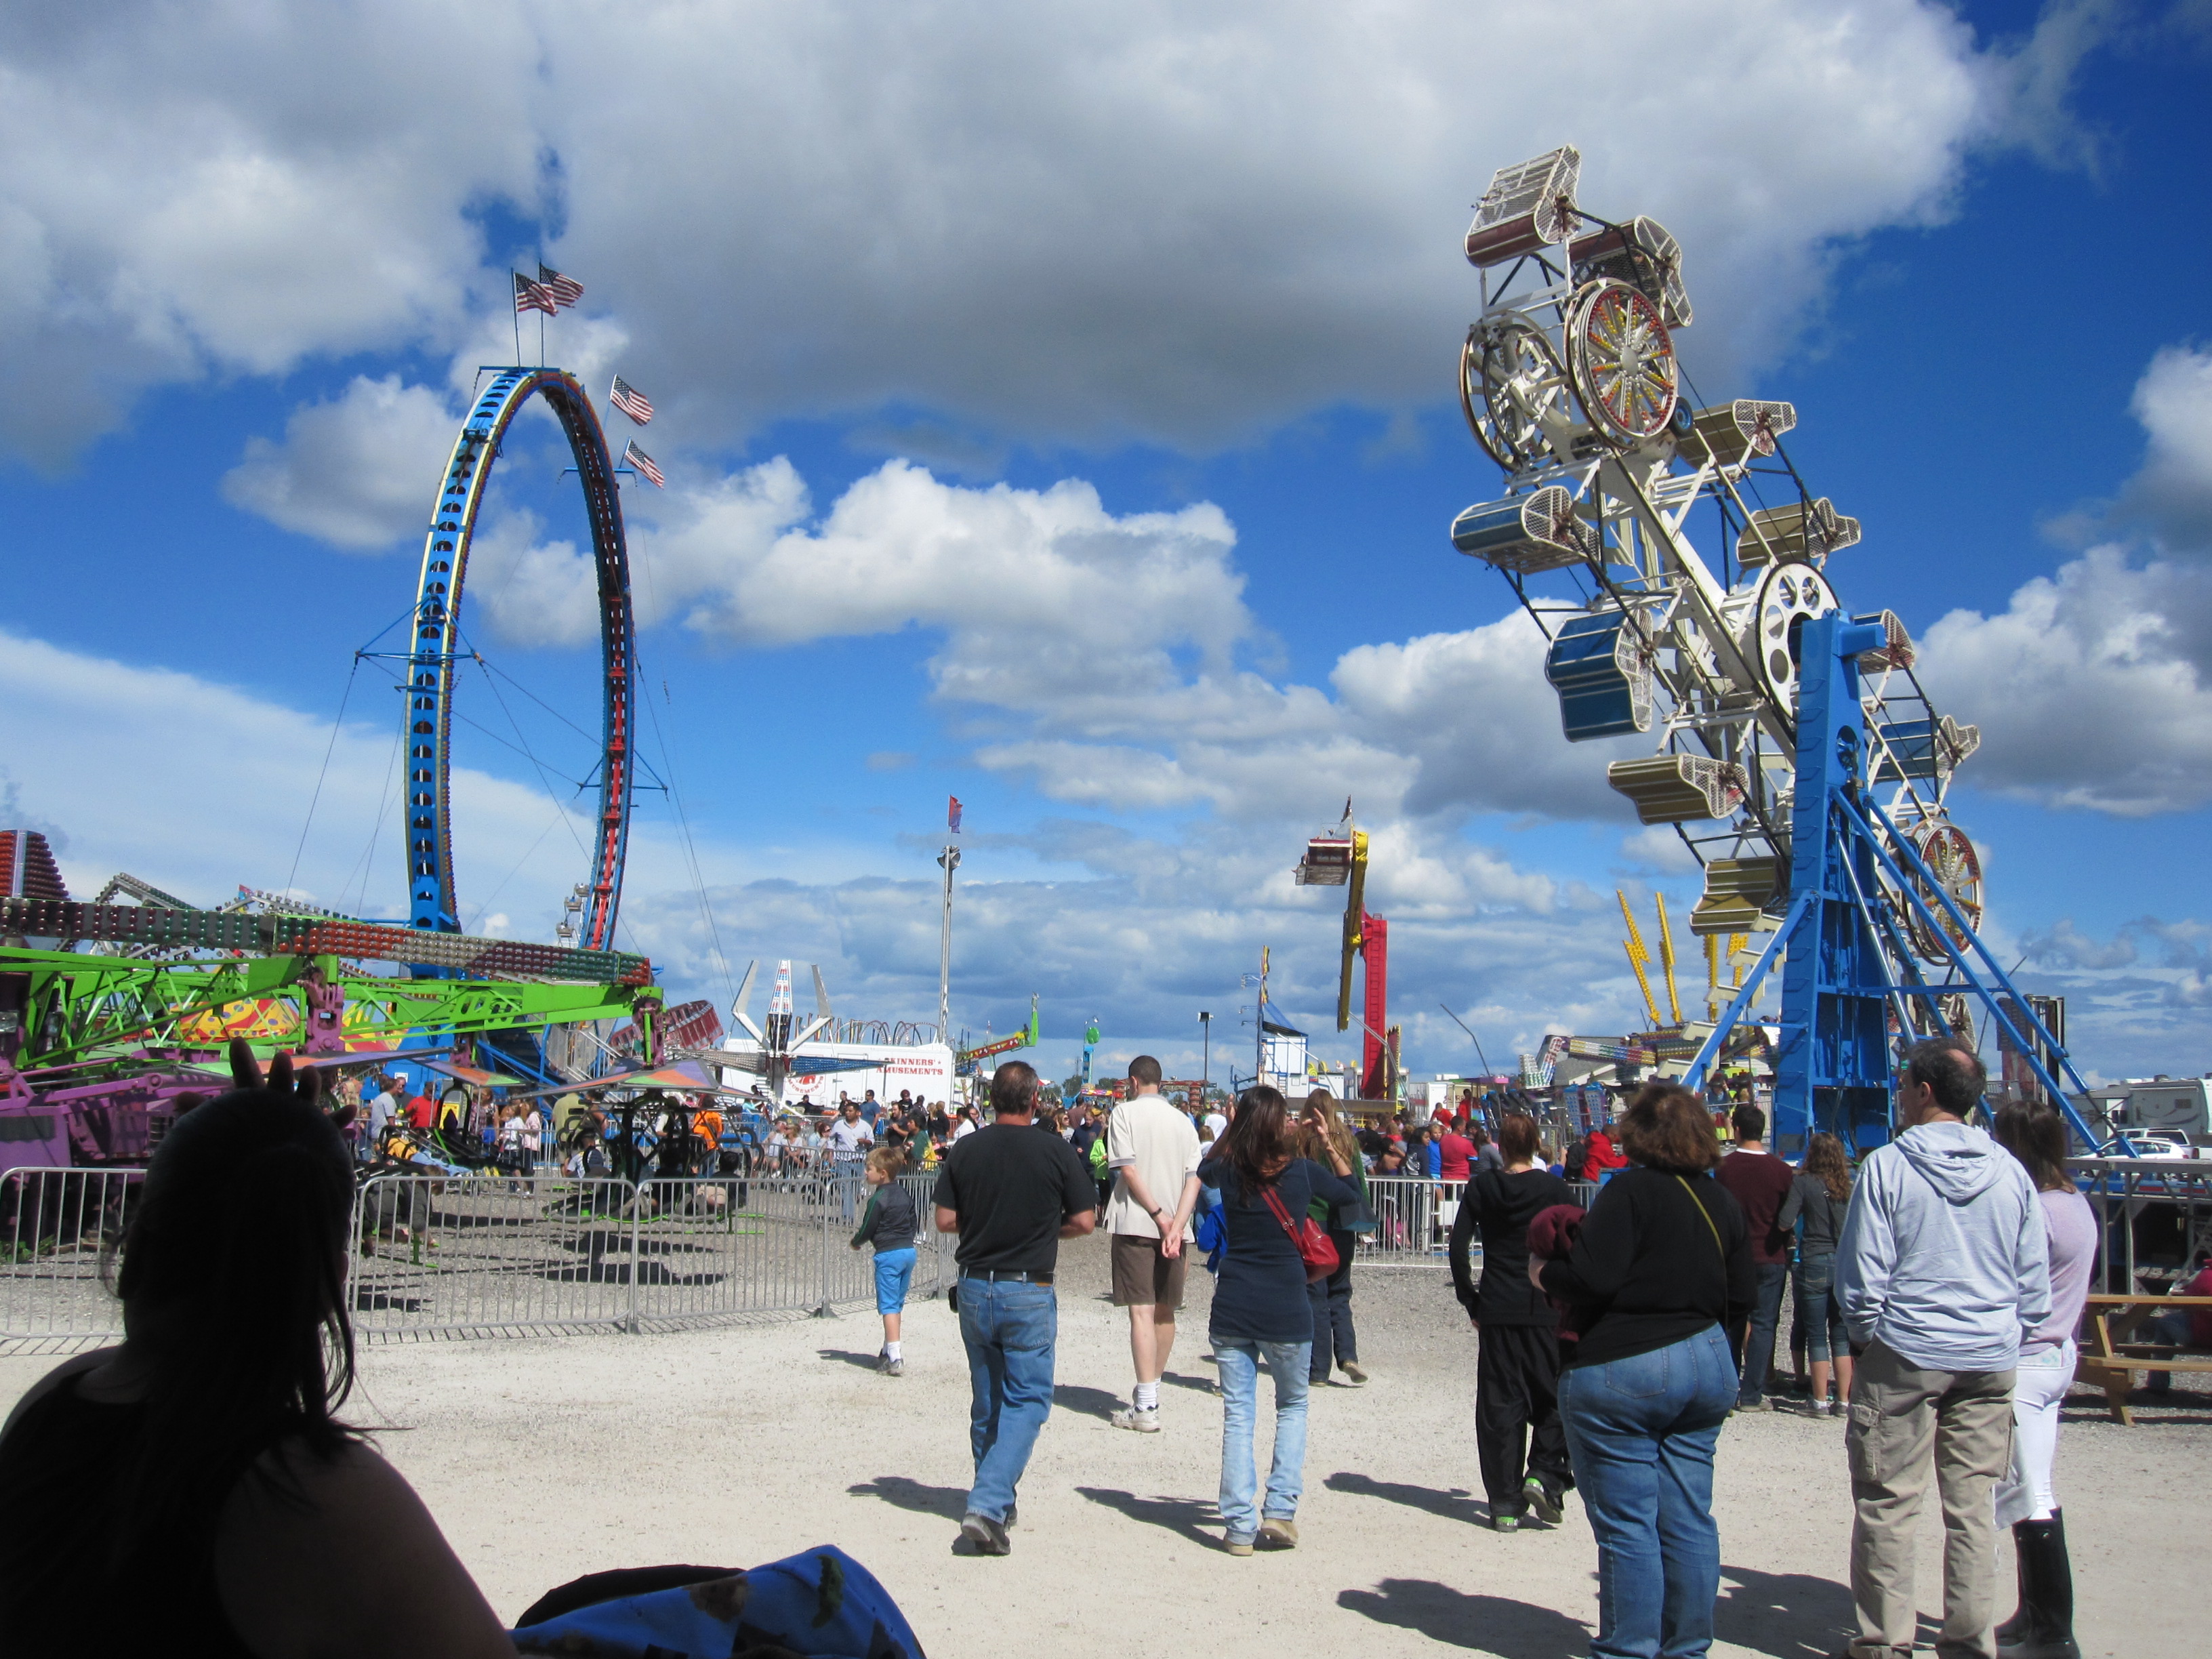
left=2076, top=1292, right=2212, bottom=1425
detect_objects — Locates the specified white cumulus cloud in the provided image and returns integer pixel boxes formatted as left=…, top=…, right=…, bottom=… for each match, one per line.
left=221, top=375, right=456, bottom=549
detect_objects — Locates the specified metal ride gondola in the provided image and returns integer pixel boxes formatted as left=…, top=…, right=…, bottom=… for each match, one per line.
left=1443, top=146, right=2095, bottom=1152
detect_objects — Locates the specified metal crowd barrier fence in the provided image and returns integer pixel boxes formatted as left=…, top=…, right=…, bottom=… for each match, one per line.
left=0, top=1166, right=950, bottom=1347
left=0, top=1167, right=144, bottom=1344
left=1353, top=1173, right=1601, bottom=1267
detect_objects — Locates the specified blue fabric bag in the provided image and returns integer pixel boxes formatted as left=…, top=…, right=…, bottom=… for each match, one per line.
left=510, top=1544, right=922, bottom=1658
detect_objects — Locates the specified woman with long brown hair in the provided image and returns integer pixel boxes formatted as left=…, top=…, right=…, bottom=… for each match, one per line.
left=1777, top=1131, right=1856, bottom=1416
left=1200, top=1084, right=1359, bottom=1555
left=1533, top=1082, right=1755, bottom=1657
left=1298, top=1090, right=1372, bottom=1387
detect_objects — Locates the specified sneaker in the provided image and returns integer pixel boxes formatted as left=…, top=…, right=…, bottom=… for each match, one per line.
left=1340, top=1362, right=1368, bottom=1386
left=1004, top=1502, right=1017, bottom=1530
left=1109, top=1405, right=1162, bottom=1433
left=959, top=1513, right=1010, bottom=1556
left=881, top=1357, right=904, bottom=1377
left=1224, top=1534, right=1255, bottom=1557
left=1258, top=1519, right=1298, bottom=1550
left=1491, top=1511, right=1522, bottom=1532
left=1522, top=1477, right=1563, bottom=1525
left=1734, top=1397, right=1771, bottom=1414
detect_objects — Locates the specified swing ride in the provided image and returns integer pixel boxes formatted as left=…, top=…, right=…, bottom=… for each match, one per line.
left=1446, top=145, right=2095, bottom=1150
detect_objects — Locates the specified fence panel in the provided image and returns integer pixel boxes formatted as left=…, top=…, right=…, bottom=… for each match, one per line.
left=350, top=1173, right=642, bottom=1337
left=0, top=1168, right=142, bottom=1343
left=1357, top=1176, right=1465, bottom=1265
left=625, top=1174, right=836, bottom=1326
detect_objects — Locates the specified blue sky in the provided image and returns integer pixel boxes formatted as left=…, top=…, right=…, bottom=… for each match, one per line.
left=3, top=0, right=2210, bottom=1085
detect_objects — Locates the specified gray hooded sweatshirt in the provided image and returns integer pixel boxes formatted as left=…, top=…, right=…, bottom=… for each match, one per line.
left=1837, top=1119, right=2051, bottom=1373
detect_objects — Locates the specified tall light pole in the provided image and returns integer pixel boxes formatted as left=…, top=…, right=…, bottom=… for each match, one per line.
left=937, top=843, right=960, bottom=1046
left=1199, top=1010, right=1211, bottom=1088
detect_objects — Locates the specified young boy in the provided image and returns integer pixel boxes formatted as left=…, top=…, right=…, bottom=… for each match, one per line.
left=849, top=1145, right=918, bottom=1375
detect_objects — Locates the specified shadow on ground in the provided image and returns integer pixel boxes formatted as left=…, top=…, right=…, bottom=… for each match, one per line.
left=846, top=1475, right=968, bottom=1521
left=1326, top=1470, right=1484, bottom=1525
left=1052, top=1381, right=1127, bottom=1420
left=1336, top=1579, right=1589, bottom=1658
left=1714, top=1563, right=1857, bottom=1658
left=818, top=1348, right=886, bottom=1372
left=1076, top=1486, right=1219, bottom=1547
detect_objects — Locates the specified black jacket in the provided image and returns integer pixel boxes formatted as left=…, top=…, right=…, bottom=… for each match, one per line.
left=1538, top=1166, right=1756, bottom=1368
left=1448, top=1166, right=1573, bottom=1328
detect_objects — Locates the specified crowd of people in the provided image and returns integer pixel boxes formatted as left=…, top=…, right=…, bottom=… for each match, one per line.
left=0, top=1033, right=2133, bottom=1658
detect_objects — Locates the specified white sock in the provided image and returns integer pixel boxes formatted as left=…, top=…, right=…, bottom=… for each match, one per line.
left=885, top=1341, right=902, bottom=1360
left=1134, top=1381, right=1159, bottom=1411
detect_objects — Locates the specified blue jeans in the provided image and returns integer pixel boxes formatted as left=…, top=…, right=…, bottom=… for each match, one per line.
left=1793, top=1252, right=1847, bottom=1364
left=958, top=1279, right=1057, bottom=1523
left=1216, top=1338, right=1311, bottom=1540
left=1734, top=1261, right=1787, bottom=1404
left=1559, top=1324, right=1738, bottom=1659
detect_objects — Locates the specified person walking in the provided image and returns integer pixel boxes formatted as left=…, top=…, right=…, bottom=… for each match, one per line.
left=1836, top=1040, right=2052, bottom=1659
left=1300, top=1091, right=1372, bottom=1389
left=1449, top=1111, right=1574, bottom=1531
left=1989, top=1102, right=2096, bottom=1659
left=930, top=1061, right=1097, bottom=1557
left=1199, top=1086, right=1359, bottom=1555
left=1717, top=1103, right=1797, bottom=1411
left=1777, top=1131, right=1856, bottom=1417
left=1534, top=1082, right=1755, bottom=1656
left=851, top=1146, right=920, bottom=1376
left=1103, top=1057, right=1204, bottom=1433
left=827, top=1099, right=874, bottom=1222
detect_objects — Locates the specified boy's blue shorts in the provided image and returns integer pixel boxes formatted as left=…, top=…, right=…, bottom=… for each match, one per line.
left=874, top=1246, right=916, bottom=1315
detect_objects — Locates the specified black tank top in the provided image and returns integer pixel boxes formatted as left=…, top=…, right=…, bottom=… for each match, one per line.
left=0, top=1382, right=260, bottom=1658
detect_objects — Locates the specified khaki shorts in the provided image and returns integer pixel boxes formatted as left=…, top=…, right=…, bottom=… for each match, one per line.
left=1110, top=1231, right=1189, bottom=1310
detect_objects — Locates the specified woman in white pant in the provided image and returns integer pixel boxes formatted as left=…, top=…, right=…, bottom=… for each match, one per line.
left=1990, top=1103, right=2097, bottom=1659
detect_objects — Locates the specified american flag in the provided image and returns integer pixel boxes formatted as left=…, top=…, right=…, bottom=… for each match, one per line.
left=948, top=796, right=962, bottom=834
left=609, top=375, right=654, bottom=426
left=537, top=265, right=583, bottom=308
left=513, top=272, right=558, bottom=315
left=622, top=441, right=665, bottom=487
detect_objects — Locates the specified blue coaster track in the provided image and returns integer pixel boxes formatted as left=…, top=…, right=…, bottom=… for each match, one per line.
left=404, top=367, right=636, bottom=951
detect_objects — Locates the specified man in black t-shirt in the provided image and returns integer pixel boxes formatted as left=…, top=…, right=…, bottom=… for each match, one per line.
left=930, top=1060, right=1096, bottom=1556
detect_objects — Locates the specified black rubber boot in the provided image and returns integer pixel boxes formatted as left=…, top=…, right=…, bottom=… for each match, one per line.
left=1994, top=1521, right=2030, bottom=1647
left=1998, top=1510, right=2081, bottom=1659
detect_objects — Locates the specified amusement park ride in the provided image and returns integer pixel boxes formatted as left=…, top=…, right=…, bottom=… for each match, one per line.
left=1294, top=804, right=1397, bottom=1101
left=0, top=357, right=674, bottom=1174
left=1445, top=145, right=2098, bottom=1150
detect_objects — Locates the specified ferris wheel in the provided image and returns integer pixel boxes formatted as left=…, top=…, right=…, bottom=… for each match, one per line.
left=1446, top=145, right=1982, bottom=993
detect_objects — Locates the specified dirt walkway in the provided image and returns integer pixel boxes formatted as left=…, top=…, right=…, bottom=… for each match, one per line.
left=3, top=1233, right=2198, bottom=1657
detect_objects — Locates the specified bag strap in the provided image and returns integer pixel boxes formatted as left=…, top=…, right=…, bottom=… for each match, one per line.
left=1675, top=1175, right=1725, bottom=1262
left=1258, top=1183, right=1307, bottom=1250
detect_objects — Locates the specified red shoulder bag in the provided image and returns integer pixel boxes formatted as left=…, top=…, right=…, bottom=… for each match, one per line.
left=1261, top=1183, right=1339, bottom=1282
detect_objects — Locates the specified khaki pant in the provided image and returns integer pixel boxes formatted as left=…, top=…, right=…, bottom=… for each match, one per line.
left=1844, top=1338, right=2015, bottom=1659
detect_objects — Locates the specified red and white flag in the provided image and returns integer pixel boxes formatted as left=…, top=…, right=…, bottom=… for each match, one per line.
left=622, top=440, right=665, bottom=487
left=513, top=271, right=558, bottom=315
left=537, top=264, right=583, bottom=308
left=609, top=375, right=654, bottom=426
left=948, top=796, right=962, bottom=834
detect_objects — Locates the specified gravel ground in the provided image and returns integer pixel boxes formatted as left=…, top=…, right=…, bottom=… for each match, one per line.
left=3, top=1231, right=2203, bottom=1658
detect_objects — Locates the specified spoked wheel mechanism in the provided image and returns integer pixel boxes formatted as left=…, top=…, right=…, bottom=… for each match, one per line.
left=1460, top=312, right=1573, bottom=472
left=1902, top=817, right=1983, bottom=963
left=1565, top=278, right=1678, bottom=445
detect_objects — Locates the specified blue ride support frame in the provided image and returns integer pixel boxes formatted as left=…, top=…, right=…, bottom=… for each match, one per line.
left=1691, top=612, right=2110, bottom=1155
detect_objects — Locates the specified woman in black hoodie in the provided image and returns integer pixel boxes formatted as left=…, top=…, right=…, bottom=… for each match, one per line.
left=1448, top=1112, right=1573, bottom=1531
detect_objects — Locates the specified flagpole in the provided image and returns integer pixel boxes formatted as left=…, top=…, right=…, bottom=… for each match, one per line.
left=512, top=275, right=522, bottom=365
left=937, top=841, right=960, bottom=1047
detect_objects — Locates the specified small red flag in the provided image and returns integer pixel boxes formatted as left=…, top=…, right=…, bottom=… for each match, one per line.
left=622, top=441, right=664, bottom=487
left=513, top=271, right=558, bottom=316
left=948, top=796, right=963, bottom=834
left=537, top=264, right=583, bottom=308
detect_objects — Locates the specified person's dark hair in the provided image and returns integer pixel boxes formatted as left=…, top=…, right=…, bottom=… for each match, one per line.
left=1731, top=1103, right=1766, bottom=1143
left=1803, top=1132, right=1853, bottom=1203
left=1127, top=1054, right=1162, bottom=1087
left=1617, top=1082, right=1723, bottom=1173
left=1904, top=1038, right=1985, bottom=1118
left=1498, top=1113, right=1540, bottom=1166
left=988, top=1061, right=1040, bottom=1117
left=1218, top=1085, right=1292, bottom=1199
left=103, top=1044, right=359, bottom=1576
left=1993, top=1101, right=2072, bottom=1193
left=1469, top=1122, right=1490, bottom=1149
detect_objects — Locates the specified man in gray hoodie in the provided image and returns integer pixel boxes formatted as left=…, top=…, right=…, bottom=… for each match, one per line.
left=1837, top=1040, right=2051, bottom=1659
